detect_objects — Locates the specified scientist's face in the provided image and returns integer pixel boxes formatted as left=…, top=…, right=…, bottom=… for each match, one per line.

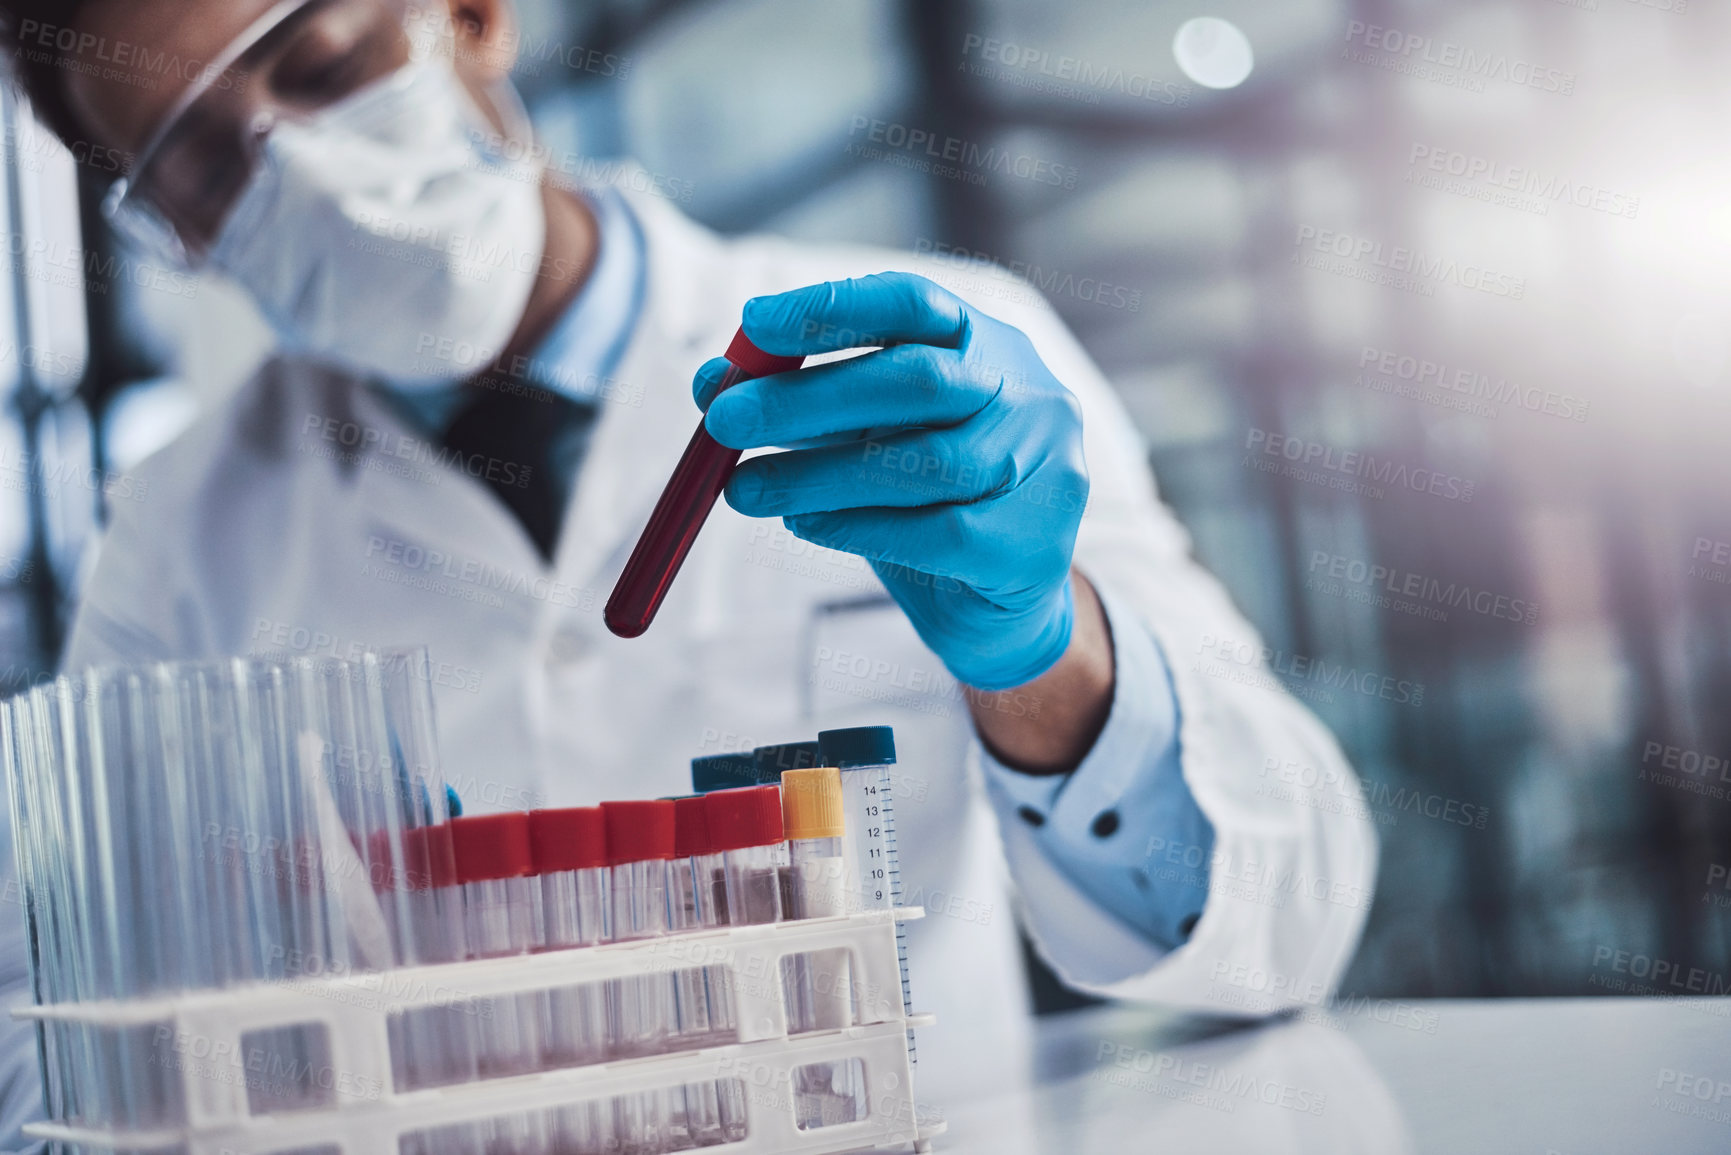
left=63, top=0, right=515, bottom=255
left=60, top=0, right=547, bottom=389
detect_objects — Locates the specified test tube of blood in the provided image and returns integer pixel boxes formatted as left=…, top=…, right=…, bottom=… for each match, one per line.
left=604, top=330, right=806, bottom=638
left=601, top=800, right=680, bottom=1155
left=780, top=767, right=861, bottom=1129
left=528, top=807, right=612, bottom=1155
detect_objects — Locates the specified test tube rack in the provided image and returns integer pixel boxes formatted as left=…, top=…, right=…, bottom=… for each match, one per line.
left=17, top=908, right=942, bottom=1155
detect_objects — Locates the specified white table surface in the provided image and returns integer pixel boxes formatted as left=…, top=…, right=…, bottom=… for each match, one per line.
left=924, top=998, right=1731, bottom=1154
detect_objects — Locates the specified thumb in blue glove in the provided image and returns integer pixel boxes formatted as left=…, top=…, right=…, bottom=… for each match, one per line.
left=695, top=271, right=1089, bottom=692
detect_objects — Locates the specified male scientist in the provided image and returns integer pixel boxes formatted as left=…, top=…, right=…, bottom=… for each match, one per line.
left=0, top=0, right=1375, bottom=1143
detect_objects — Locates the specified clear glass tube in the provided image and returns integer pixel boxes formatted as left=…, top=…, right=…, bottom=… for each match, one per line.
left=833, top=753, right=915, bottom=1064
left=837, top=767, right=895, bottom=914
left=2, top=654, right=467, bottom=1138
left=608, top=856, right=675, bottom=1154
left=537, top=865, right=611, bottom=1154
left=463, top=873, right=547, bottom=1155
left=721, top=842, right=787, bottom=928
left=668, top=848, right=733, bottom=1147
left=785, top=833, right=857, bottom=1129
left=539, top=869, right=608, bottom=1067
left=462, top=875, right=541, bottom=1076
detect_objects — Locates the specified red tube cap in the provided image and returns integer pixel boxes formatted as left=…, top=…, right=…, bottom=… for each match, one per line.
left=404, top=824, right=460, bottom=890
left=705, top=785, right=784, bottom=852
left=450, top=813, right=534, bottom=884
left=530, top=807, right=606, bottom=873
left=674, top=796, right=713, bottom=857
left=602, top=800, right=676, bottom=865
left=726, top=328, right=804, bottom=379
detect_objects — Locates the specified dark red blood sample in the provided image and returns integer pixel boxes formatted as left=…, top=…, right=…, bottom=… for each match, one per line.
left=604, top=329, right=803, bottom=638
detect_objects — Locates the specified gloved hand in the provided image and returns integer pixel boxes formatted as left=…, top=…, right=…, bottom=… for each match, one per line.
left=695, top=271, right=1089, bottom=691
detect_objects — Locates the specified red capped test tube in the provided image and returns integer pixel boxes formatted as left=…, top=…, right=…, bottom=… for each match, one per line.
left=529, top=807, right=612, bottom=1155
left=670, top=796, right=729, bottom=1148
left=604, top=329, right=805, bottom=638
left=670, top=797, right=729, bottom=1040
left=706, top=786, right=788, bottom=928
left=702, top=787, right=787, bottom=1147
left=451, top=813, right=549, bottom=1155
left=450, top=814, right=543, bottom=1075
left=601, top=800, right=680, bottom=1155
left=529, top=807, right=610, bottom=1062
left=392, top=825, right=475, bottom=1090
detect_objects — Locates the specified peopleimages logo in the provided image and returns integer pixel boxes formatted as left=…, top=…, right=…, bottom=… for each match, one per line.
left=1342, top=20, right=1576, bottom=95
left=913, top=238, right=1143, bottom=312
left=1293, top=225, right=1526, bottom=300
left=1358, top=345, right=1589, bottom=423
left=1306, top=550, right=1538, bottom=626
left=1194, top=633, right=1425, bottom=707
left=958, top=34, right=1191, bottom=107
left=1407, top=144, right=1640, bottom=220
left=1246, top=428, right=1476, bottom=503
left=846, top=116, right=1080, bottom=189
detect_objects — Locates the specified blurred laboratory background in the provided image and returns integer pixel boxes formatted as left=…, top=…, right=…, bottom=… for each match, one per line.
left=0, top=0, right=1727, bottom=1005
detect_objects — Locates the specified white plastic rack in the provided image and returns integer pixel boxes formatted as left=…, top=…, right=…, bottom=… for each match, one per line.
left=17, top=908, right=942, bottom=1155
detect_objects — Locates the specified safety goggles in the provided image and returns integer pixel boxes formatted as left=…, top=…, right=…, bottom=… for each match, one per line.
left=100, top=0, right=432, bottom=266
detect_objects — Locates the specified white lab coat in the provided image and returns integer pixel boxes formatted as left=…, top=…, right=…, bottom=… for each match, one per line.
left=8, top=188, right=1375, bottom=1128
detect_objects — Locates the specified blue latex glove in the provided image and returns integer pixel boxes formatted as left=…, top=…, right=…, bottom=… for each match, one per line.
left=696, top=272, right=1090, bottom=691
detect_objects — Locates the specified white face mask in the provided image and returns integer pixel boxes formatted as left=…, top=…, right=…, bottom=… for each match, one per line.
left=208, top=59, right=547, bottom=389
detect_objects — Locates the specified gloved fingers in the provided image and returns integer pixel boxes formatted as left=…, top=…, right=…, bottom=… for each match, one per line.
left=705, top=343, right=999, bottom=450
left=695, top=356, right=879, bottom=447
left=725, top=429, right=1014, bottom=518
left=691, top=357, right=736, bottom=411
left=740, top=272, right=970, bottom=357
left=783, top=505, right=1008, bottom=590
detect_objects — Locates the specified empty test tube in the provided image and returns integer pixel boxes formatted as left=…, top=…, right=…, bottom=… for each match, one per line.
left=818, top=725, right=914, bottom=1069
left=781, top=768, right=850, bottom=1032
left=670, top=797, right=729, bottom=1147
left=781, top=767, right=860, bottom=1129
left=816, top=727, right=900, bottom=914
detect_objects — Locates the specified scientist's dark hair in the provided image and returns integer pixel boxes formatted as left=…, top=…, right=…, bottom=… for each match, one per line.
left=0, top=0, right=104, bottom=160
